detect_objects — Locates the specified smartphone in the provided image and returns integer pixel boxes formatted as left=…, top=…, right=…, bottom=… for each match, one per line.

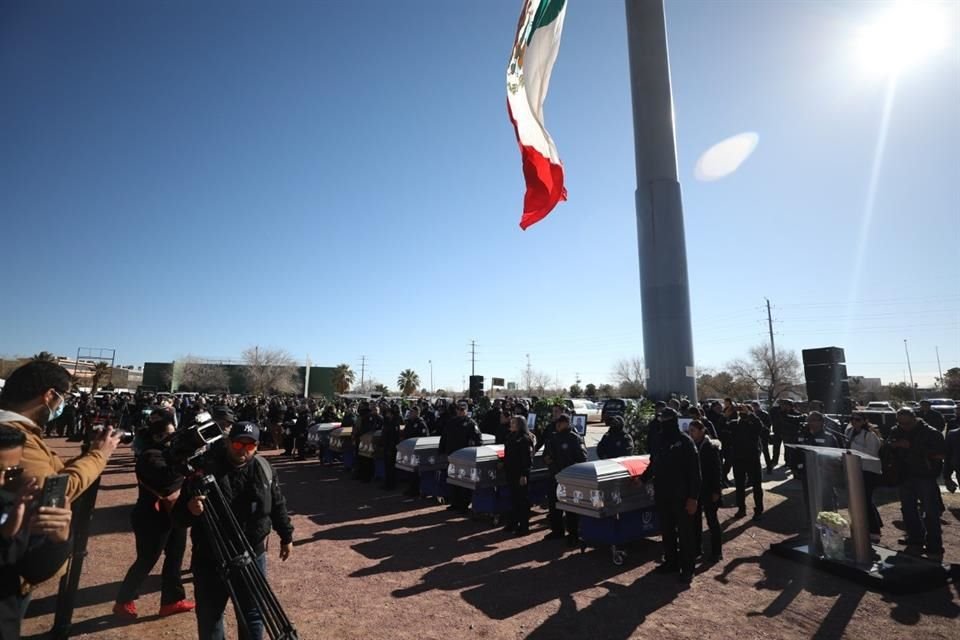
left=40, top=474, right=69, bottom=508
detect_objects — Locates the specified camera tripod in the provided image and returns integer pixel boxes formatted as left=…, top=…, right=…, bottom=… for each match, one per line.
left=194, top=474, right=299, bottom=640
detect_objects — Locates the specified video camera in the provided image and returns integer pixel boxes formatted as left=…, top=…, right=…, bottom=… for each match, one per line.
left=90, top=424, right=136, bottom=445
left=164, top=411, right=225, bottom=469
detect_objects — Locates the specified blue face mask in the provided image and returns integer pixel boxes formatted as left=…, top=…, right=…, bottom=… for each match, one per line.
left=46, top=391, right=66, bottom=423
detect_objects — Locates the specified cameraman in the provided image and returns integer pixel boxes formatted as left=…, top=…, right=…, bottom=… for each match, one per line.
left=114, top=410, right=194, bottom=621
left=173, top=422, right=294, bottom=640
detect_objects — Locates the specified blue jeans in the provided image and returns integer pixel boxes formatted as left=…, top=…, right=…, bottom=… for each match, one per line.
left=194, top=552, right=266, bottom=640
left=898, top=476, right=942, bottom=549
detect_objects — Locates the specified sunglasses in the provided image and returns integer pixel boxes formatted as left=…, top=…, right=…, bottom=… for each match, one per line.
left=230, top=440, right=257, bottom=453
left=3, top=466, right=23, bottom=483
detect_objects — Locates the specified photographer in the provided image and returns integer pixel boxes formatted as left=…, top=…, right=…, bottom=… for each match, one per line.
left=114, top=410, right=193, bottom=621
left=0, top=361, right=120, bottom=505
left=0, top=425, right=73, bottom=640
left=173, top=422, right=294, bottom=640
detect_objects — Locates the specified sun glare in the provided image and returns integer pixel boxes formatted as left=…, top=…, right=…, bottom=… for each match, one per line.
left=855, top=1, right=950, bottom=75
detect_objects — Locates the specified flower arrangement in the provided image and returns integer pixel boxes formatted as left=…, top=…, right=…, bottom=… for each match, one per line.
left=816, top=511, right=850, bottom=535
left=816, top=511, right=849, bottom=560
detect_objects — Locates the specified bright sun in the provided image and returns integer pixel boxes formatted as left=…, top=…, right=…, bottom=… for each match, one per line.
left=856, top=1, right=950, bottom=75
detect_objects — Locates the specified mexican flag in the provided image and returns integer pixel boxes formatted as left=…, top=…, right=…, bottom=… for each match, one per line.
left=507, top=0, right=567, bottom=230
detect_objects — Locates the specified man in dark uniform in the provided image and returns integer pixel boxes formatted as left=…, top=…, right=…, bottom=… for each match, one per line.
left=731, top=404, right=765, bottom=521
left=596, top=416, right=634, bottom=459
left=534, top=404, right=564, bottom=452
left=401, top=406, right=429, bottom=496
left=354, top=403, right=381, bottom=482
left=750, top=401, right=774, bottom=474
left=917, top=400, right=946, bottom=434
left=773, top=398, right=804, bottom=472
left=792, top=411, right=841, bottom=515
left=689, top=419, right=723, bottom=562
left=438, top=402, right=482, bottom=513
left=543, top=414, right=587, bottom=546
left=641, top=408, right=701, bottom=583
left=381, top=404, right=402, bottom=490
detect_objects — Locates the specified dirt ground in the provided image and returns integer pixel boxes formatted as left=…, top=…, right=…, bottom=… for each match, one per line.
left=21, top=438, right=960, bottom=640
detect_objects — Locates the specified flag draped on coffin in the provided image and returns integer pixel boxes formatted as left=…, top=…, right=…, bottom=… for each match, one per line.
left=507, top=0, right=567, bottom=230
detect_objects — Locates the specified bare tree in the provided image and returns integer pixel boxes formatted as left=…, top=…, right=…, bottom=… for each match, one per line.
left=179, top=357, right=230, bottom=393
left=696, top=369, right=756, bottom=400
left=241, top=347, right=300, bottom=395
left=612, top=357, right=646, bottom=398
left=728, top=344, right=801, bottom=404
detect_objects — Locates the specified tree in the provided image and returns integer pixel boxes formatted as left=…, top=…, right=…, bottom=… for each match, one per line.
left=397, top=369, right=421, bottom=396
left=241, top=346, right=299, bottom=395
left=728, top=344, right=801, bottom=403
left=696, top=370, right=756, bottom=400
left=331, top=363, right=355, bottom=394
left=31, top=351, right=56, bottom=362
left=179, top=358, right=230, bottom=393
left=435, top=389, right=448, bottom=397
left=886, top=382, right=916, bottom=405
left=598, top=383, right=615, bottom=397
left=612, top=357, right=646, bottom=398
left=584, top=383, right=597, bottom=398
left=937, top=367, right=960, bottom=400
left=373, top=383, right=390, bottom=395
left=569, top=384, right=583, bottom=398
left=90, top=362, right=111, bottom=394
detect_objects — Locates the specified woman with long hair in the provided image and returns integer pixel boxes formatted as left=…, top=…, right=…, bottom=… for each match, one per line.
left=844, top=412, right=884, bottom=542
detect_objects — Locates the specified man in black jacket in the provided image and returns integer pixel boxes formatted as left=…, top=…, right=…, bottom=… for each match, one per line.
left=773, top=399, right=804, bottom=471
left=114, top=411, right=193, bottom=620
left=439, top=402, right=482, bottom=513
left=792, top=412, right=841, bottom=516
left=917, top=400, right=946, bottom=434
left=543, top=414, right=587, bottom=546
left=641, top=408, right=701, bottom=583
left=731, top=404, right=765, bottom=521
left=888, top=408, right=946, bottom=556
left=689, top=419, right=723, bottom=562
left=174, top=423, right=294, bottom=640
left=401, top=406, right=429, bottom=497
left=596, top=416, right=634, bottom=459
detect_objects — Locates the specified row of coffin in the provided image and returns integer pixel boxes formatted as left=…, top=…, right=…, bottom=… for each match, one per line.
left=309, top=423, right=656, bottom=519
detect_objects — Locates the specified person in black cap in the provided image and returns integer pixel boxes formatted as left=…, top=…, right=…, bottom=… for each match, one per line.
left=439, top=401, right=482, bottom=513
left=211, top=406, right=236, bottom=433
left=543, top=414, right=587, bottom=546
left=173, top=422, right=294, bottom=640
left=596, top=416, right=634, bottom=459
left=641, top=408, right=701, bottom=583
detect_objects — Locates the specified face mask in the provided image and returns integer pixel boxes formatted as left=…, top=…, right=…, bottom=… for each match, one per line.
left=46, top=392, right=66, bottom=423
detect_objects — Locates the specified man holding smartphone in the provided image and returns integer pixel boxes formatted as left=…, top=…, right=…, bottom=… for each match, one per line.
left=0, top=425, right=73, bottom=639
left=0, top=361, right=121, bottom=503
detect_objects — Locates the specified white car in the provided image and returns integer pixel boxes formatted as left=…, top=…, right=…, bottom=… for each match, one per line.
left=865, top=401, right=894, bottom=411
left=564, top=399, right=602, bottom=423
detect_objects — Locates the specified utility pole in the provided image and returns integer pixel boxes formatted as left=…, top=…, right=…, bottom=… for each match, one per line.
left=526, top=354, right=532, bottom=392
left=470, top=340, right=477, bottom=377
left=359, top=355, right=366, bottom=388
left=429, top=359, right=434, bottom=394
left=626, top=0, right=696, bottom=402
left=765, top=297, right=777, bottom=403
left=903, top=340, right=917, bottom=400
left=935, top=346, right=944, bottom=389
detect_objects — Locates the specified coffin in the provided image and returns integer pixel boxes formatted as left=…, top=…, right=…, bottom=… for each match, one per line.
left=394, top=434, right=495, bottom=473
left=327, top=426, right=353, bottom=453
left=554, top=456, right=654, bottom=518
left=358, top=430, right=383, bottom=459
left=445, top=444, right=548, bottom=490
left=306, top=422, right=341, bottom=447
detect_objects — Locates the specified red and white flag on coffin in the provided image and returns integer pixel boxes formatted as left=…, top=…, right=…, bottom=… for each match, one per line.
left=507, top=0, right=567, bottom=230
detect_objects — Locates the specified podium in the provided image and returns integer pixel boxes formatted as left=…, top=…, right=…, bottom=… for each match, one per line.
left=770, top=444, right=952, bottom=593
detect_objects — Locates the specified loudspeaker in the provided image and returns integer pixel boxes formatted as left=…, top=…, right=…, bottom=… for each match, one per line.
left=468, top=375, right=484, bottom=401
left=806, top=380, right=850, bottom=413
left=802, top=347, right=845, bottom=366
left=804, top=364, right=848, bottom=385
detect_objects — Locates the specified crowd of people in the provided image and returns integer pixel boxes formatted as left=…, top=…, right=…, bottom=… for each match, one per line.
left=0, top=357, right=957, bottom=636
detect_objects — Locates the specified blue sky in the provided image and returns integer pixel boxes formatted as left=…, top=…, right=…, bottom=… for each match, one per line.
left=1, top=0, right=958, bottom=391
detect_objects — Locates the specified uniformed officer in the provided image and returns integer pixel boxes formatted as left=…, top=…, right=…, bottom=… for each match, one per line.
left=689, top=419, right=723, bottom=562
left=401, top=406, right=429, bottom=497
left=792, top=411, right=841, bottom=514
left=596, top=416, right=634, bottom=459
left=641, top=408, right=701, bottom=583
left=438, top=401, right=482, bottom=513
left=543, top=414, right=587, bottom=546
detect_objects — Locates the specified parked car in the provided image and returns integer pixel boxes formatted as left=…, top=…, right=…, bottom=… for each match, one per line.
left=563, top=399, right=602, bottom=423
left=926, top=398, right=957, bottom=419
left=865, top=401, right=894, bottom=412
left=600, top=398, right=628, bottom=424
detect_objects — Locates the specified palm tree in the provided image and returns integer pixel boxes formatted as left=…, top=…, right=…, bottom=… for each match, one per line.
left=373, top=383, right=390, bottom=395
left=331, top=364, right=355, bottom=394
left=31, top=351, right=56, bottom=362
left=397, top=369, right=421, bottom=396
left=90, top=362, right=111, bottom=394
